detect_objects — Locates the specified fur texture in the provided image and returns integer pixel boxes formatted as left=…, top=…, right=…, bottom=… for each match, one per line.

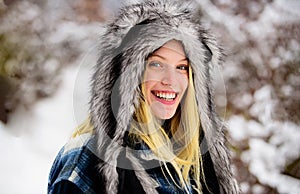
left=90, top=0, right=240, bottom=193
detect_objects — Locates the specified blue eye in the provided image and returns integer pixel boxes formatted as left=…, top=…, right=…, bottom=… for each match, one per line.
left=148, top=61, right=163, bottom=68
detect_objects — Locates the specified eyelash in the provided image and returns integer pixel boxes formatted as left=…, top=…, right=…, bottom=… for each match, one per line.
left=177, top=65, right=189, bottom=71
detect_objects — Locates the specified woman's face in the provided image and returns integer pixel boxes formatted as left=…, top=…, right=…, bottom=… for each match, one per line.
left=144, top=40, right=189, bottom=120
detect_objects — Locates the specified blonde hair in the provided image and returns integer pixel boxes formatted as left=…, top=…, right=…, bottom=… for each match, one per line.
left=130, top=66, right=204, bottom=193
left=71, top=116, right=94, bottom=138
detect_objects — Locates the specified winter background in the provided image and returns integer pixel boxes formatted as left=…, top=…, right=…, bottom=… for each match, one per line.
left=0, top=0, right=299, bottom=193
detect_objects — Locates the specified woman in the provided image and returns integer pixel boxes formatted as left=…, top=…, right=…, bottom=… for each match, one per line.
left=48, top=0, right=240, bottom=193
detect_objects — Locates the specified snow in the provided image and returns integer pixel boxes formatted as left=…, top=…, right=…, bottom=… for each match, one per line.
left=0, top=1, right=99, bottom=192
left=228, top=117, right=300, bottom=194
left=226, top=68, right=300, bottom=193
left=0, top=15, right=97, bottom=191
left=196, top=0, right=248, bottom=43
left=0, top=66, right=79, bottom=194
left=227, top=116, right=266, bottom=141
left=245, top=136, right=300, bottom=194
left=227, top=81, right=300, bottom=193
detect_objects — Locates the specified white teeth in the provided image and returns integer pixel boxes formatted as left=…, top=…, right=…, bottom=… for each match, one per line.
left=168, top=93, right=175, bottom=99
left=154, top=92, right=176, bottom=100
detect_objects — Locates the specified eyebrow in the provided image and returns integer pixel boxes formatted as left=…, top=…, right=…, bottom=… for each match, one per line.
left=149, top=54, right=188, bottom=62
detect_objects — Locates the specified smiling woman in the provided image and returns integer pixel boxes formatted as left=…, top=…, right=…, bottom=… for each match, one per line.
left=128, top=39, right=202, bottom=193
left=48, top=0, right=240, bottom=194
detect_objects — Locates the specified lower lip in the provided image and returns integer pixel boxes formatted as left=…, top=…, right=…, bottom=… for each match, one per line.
left=153, top=94, right=177, bottom=105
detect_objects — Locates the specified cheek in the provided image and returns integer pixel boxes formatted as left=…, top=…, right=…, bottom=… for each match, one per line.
left=180, top=75, right=189, bottom=92
left=143, top=81, right=156, bottom=99
left=144, top=70, right=159, bottom=82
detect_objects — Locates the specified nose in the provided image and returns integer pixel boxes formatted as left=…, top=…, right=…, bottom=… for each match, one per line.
left=161, top=67, right=175, bottom=86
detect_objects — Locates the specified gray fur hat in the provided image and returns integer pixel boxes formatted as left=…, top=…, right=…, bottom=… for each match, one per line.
left=90, top=0, right=240, bottom=193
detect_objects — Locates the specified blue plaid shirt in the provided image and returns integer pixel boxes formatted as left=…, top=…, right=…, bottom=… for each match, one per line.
left=48, top=133, right=105, bottom=194
left=48, top=133, right=198, bottom=194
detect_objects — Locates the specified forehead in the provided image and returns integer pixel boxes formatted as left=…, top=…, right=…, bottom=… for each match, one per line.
left=160, top=40, right=185, bottom=56
left=149, top=40, right=187, bottom=62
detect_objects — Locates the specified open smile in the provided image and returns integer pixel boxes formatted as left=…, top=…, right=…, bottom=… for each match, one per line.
left=151, top=90, right=178, bottom=104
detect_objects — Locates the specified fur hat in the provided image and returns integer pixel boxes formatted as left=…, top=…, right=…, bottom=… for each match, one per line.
left=90, top=0, right=240, bottom=193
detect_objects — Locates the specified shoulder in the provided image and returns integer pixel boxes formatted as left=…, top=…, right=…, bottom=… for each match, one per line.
left=48, top=133, right=105, bottom=194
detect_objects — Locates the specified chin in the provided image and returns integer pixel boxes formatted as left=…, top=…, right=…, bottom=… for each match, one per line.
left=153, top=109, right=176, bottom=120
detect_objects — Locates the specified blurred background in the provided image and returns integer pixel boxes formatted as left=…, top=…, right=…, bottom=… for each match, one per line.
left=0, top=0, right=299, bottom=193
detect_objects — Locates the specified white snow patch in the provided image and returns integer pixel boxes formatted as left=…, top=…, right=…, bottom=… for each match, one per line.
left=0, top=66, right=79, bottom=194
